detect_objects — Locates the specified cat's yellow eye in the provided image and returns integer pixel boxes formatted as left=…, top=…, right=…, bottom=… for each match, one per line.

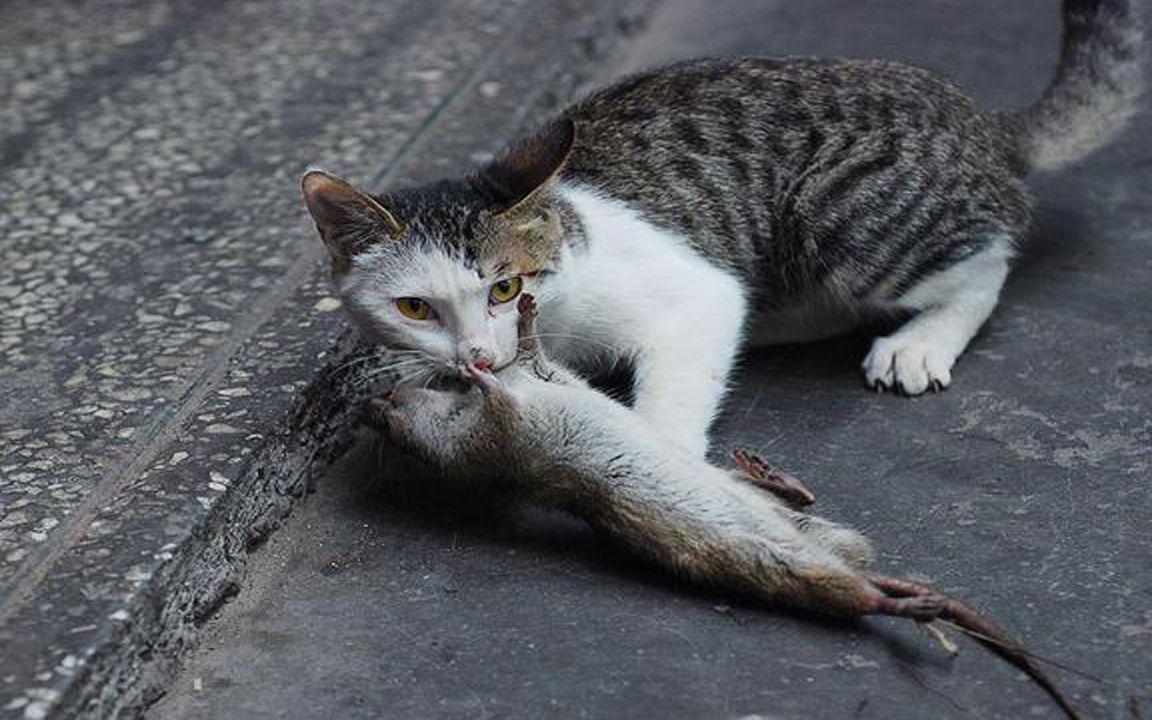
left=489, top=276, right=523, bottom=305
left=395, top=297, right=433, bottom=320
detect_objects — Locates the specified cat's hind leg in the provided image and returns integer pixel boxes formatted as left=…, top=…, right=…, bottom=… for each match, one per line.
left=862, top=236, right=1013, bottom=395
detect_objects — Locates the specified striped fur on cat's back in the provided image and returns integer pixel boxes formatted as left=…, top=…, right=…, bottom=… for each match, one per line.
left=560, top=57, right=1031, bottom=307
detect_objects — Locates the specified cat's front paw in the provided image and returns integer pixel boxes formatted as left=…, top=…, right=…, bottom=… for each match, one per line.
left=862, top=337, right=955, bottom=395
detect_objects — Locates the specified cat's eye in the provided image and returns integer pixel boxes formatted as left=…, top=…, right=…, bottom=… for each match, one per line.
left=395, top=297, right=434, bottom=320
left=489, top=276, right=523, bottom=305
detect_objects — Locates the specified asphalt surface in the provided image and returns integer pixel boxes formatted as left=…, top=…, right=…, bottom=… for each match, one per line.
left=152, top=1, right=1150, bottom=718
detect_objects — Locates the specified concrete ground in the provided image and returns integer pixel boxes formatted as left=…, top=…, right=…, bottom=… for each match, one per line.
left=149, top=1, right=1151, bottom=719
left=0, top=0, right=646, bottom=716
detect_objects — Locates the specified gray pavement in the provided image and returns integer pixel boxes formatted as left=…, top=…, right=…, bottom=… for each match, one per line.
left=0, top=0, right=648, bottom=717
left=149, top=1, right=1152, bottom=720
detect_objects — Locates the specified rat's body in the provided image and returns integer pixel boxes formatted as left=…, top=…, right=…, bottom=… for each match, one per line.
left=371, top=296, right=1079, bottom=719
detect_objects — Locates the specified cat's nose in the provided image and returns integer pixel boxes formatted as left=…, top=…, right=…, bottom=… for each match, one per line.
left=473, top=358, right=493, bottom=372
left=462, top=344, right=493, bottom=366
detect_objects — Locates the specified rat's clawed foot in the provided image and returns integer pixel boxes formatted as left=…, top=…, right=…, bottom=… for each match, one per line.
left=361, top=386, right=423, bottom=431
left=516, top=293, right=541, bottom=358
left=876, top=593, right=947, bottom=622
left=361, top=393, right=394, bottom=431
left=732, top=447, right=816, bottom=509
left=517, top=292, right=538, bottom=322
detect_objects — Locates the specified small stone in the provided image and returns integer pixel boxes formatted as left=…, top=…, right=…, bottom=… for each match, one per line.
left=58, top=213, right=84, bottom=228
left=0, top=512, right=28, bottom=528
left=409, top=68, right=444, bottom=82
left=108, top=388, right=152, bottom=402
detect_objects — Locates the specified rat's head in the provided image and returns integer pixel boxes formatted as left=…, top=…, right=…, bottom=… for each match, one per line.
left=370, top=383, right=511, bottom=470
left=301, top=120, right=574, bottom=375
left=372, top=386, right=475, bottom=455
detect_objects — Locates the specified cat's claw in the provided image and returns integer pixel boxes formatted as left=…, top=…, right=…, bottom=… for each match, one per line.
left=862, top=337, right=955, bottom=396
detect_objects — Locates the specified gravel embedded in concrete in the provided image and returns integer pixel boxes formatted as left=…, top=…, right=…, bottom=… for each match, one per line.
left=0, top=0, right=651, bottom=716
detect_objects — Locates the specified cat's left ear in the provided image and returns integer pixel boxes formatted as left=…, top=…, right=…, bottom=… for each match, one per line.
left=480, top=119, right=576, bottom=215
left=300, top=170, right=405, bottom=263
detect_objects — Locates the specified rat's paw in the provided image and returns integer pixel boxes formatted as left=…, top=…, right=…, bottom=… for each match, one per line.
left=516, top=293, right=541, bottom=354
left=361, top=395, right=394, bottom=432
left=862, top=337, right=954, bottom=395
left=732, top=447, right=816, bottom=508
left=362, top=387, right=437, bottom=430
left=517, top=293, right=538, bottom=320
left=878, top=593, right=947, bottom=621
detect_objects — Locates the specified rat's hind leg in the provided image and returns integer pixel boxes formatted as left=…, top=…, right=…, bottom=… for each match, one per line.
left=788, top=566, right=941, bottom=620
left=784, top=510, right=875, bottom=568
left=863, top=236, right=1012, bottom=395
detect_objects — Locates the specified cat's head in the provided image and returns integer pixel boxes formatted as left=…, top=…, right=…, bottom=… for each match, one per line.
left=301, top=120, right=575, bottom=374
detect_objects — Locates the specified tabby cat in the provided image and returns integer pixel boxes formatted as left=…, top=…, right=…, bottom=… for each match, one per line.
left=302, top=0, right=1142, bottom=458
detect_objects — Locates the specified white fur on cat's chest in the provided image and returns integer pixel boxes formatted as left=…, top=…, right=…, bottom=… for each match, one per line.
left=539, top=185, right=747, bottom=367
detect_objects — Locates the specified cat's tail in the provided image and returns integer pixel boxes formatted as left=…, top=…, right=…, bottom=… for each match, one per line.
left=1008, top=0, right=1144, bottom=174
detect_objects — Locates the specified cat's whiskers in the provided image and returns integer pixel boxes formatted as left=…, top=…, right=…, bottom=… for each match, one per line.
left=331, top=355, right=387, bottom=374
left=393, top=366, right=436, bottom=390
left=331, top=349, right=424, bottom=375
left=521, top=332, right=622, bottom=354
left=368, top=367, right=428, bottom=392
left=348, top=360, right=433, bottom=391
left=371, top=358, right=431, bottom=373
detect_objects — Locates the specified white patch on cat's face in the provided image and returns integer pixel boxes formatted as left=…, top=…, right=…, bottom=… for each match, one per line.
left=337, top=244, right=527, bottom=372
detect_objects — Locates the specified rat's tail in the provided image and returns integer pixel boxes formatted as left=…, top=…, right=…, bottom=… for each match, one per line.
left=867, top=574, right=1082, bottom=720
left=1007, top=0, right=1144, bottom=173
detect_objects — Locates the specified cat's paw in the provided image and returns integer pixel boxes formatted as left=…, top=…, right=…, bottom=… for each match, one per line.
left=862, top=337, right=954, bottom=395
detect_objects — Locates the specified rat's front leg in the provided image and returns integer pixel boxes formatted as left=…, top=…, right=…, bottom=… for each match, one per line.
left=515, top=294, right=592, bottom=389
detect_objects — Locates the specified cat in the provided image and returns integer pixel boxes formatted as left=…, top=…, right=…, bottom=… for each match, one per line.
left=302, top=0, right=1143, bottom=458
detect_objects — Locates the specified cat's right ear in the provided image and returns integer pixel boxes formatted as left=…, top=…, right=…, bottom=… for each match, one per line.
left=300, top=170, right=405, bottom=264
left=480, top=119, right=576, bottom=215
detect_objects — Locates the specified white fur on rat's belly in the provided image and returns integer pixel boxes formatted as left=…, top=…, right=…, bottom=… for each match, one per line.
left=519, top=375, right=864, bottom=569
left=862, top=236, right=1013, bottom=395
left=543, top=184, right=747, bottom=457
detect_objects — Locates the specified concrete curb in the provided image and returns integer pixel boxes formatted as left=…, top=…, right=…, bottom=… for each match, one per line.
left=0, top=1, right=655, bottom=717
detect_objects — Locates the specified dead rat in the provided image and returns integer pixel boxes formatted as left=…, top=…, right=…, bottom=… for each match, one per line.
left=366, top=294, right=1081, bottom=719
